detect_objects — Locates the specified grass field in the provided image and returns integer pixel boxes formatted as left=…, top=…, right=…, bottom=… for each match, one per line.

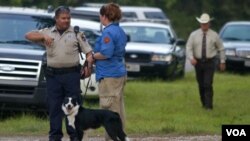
left=0, top=71, right=250, bottom=136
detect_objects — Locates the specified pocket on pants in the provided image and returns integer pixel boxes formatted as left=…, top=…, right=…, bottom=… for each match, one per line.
left=100, top=96, right=114, bottom=108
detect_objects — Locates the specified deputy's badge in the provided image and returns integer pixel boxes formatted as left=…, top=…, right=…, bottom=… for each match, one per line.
left=104, top=37, right=110, bottom=44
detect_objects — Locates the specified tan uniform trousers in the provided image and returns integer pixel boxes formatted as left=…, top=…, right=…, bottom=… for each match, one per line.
left=98, top=76, right=126, bottom=141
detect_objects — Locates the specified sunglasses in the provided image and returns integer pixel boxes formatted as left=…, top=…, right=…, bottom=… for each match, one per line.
left=55, top=6, right=70, bottom=17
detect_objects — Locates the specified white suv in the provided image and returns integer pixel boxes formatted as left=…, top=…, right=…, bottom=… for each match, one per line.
left=120, top=6, right=169, bottom=24
left=71, top=6, right=169, bottom=24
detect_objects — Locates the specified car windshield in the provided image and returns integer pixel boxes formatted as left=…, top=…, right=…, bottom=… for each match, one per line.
left=122, top=26, right=172, bottom=44
left=0, top=13, right=55, bottom=50
left=122, top=12, right=138, bottom=19
left=221, top=24, right=250, bottom=41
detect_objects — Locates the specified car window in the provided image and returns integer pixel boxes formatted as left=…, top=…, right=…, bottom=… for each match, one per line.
left=144, top=12, right=167, bottom=19
left=71, top=10, right=100, bottom=22
left=221, top=24, right=250, bottom=41
left=0, top=13, right=55, bottom=49
left=122, top=26, right=171, bottom=44
left=122, top=12, right=137, bottom=18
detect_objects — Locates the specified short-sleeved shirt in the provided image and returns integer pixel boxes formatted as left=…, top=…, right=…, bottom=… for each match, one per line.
left=38, top=26, right=92, bottom=68
left=94, top=23, right=127, bottom=81
left=186, top=28, right=225, bottom=63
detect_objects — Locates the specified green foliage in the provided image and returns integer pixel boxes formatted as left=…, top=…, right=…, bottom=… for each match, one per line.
left=0, top=0, right=249, bottom=39
left=0, top=72, right=250, bottom=136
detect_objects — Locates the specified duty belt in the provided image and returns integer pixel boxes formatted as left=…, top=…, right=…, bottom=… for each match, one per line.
left=196, top=57, right=215, bottom=63
left=46, top=66, right=80, bottom=75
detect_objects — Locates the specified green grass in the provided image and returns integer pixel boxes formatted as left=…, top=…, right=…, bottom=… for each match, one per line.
left=125, top=72, right=250, bottom=136
left=0, top=71, right=250, bottom=136
left=0, top=113, right=49, bottom=136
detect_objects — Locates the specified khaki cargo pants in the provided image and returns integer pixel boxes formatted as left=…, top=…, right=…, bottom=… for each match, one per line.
left=98, top=76, right=126, bottom=141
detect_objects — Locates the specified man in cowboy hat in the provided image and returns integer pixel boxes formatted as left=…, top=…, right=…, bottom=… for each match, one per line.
left=186, top=13, right=226, bottom=110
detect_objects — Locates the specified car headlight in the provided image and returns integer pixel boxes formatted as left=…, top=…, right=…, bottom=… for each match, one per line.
left=151, top=54, right=173, bottom=62
left=225, top=49, right=236, bottom=56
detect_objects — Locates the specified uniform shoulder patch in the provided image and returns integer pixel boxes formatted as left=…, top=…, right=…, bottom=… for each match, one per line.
left=104, top=37, right=110, bottom=44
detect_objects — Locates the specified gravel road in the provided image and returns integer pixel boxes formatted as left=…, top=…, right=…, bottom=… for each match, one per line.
left=0, top=135, right=221, bottom=141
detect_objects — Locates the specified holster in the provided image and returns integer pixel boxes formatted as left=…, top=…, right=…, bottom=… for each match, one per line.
left=45, top=67, right=54, bottom=77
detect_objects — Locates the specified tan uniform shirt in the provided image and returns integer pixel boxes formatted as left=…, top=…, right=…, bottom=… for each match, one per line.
left=38, top=26, right=92, bottom=68
left=186, top=29, right=225, bottom=63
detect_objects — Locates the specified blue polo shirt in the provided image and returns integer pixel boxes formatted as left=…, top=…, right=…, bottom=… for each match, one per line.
left=94, top=23, right=127, bottom=81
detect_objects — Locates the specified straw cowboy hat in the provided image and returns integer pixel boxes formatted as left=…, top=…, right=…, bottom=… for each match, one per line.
left=196, top=13, right=213, bottom=24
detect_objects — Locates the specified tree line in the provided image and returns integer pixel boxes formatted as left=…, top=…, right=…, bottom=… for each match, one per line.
left=1, top=0, right=249, bottom=39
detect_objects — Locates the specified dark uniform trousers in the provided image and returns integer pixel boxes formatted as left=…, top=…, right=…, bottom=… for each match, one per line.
left=194, top=58, right=216, bottom=109
left=45, top=66, right=82, bottom=141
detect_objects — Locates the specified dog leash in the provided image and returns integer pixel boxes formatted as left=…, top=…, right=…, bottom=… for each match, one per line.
left=82, top=76, right=91, bottom=100
left=81, top=60, right=93, bottom=100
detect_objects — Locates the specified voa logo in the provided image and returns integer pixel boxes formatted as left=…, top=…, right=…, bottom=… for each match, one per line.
left=226, top=129, right=246, bottom=136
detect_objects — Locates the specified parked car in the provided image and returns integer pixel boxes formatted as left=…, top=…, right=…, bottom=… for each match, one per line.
left=0, top=7, right=99, bottom=112
left=219, top=21, right=250, bottom=71
left=120, top=6, right=169, bottom=24
left=0, top=7, right=53, bottom=111
left=70, top=7, right=100, bottom=22
left=120, top=22, right=185, bottom=79
left=71, top=6, right=169, bottom=24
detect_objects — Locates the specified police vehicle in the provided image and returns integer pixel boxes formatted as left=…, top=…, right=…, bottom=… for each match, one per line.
left=219, top=21, right=250, bottom=71
left=121, top=22, right=186, bottom=79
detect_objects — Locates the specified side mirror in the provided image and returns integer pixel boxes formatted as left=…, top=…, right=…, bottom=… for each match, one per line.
left=170, top=38, right=176, bottom=44
left=176, top=39, right=186, bottom=46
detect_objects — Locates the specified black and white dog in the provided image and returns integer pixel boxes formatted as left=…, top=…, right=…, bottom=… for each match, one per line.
left=62, top=97, right=130, bottom=141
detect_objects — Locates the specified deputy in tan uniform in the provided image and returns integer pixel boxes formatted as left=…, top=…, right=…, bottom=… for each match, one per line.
left=186, top=13, right=225, bottom=110
left=25, top=6, right=92, bottom=141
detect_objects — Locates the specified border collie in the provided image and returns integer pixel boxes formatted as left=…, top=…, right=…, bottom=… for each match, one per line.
left=62, top=97, right=130, bottom=141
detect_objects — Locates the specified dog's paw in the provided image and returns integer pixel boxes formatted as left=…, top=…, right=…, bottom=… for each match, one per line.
left=125, top=137, right=130, bottom=141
